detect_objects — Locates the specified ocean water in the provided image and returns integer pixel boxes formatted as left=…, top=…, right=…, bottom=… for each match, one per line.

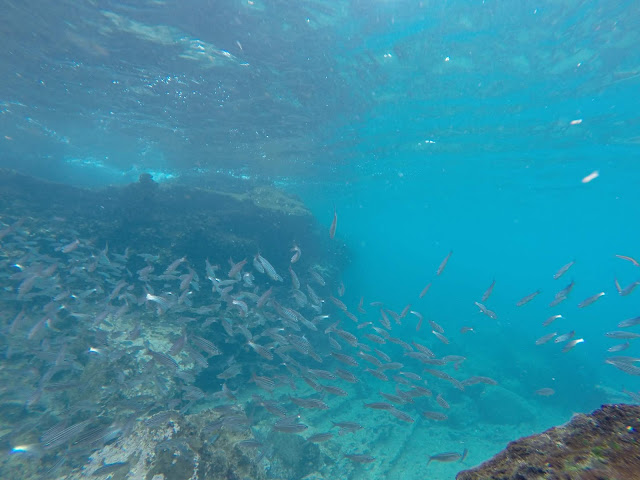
left=1, top=1, right=639, bottom=479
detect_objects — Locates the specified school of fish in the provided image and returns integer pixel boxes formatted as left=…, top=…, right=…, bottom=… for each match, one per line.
left=0, top=211, right=638, bottom=479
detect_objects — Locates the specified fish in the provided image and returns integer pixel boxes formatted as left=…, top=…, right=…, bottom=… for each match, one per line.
left=387, top=407, right=415, bottom=423
left=577, top=292, right=604, bottom=308
left=615, top=254, right=640, bottom=267
left=256, top=254, right=283, bottom=282
left=331, top=421, right=363, bottom=433
left=604, top=331, right=640, bottom=340
left=307, top=432, right=333, bottom=443
left=618, top=316, right=640, bottom=328
left=543, top=314, right=563, bottom=327
left=608, top=342, right=630, bottom=352
left=550, top=280, right=575, bottom=307
left=322, top=385, right=348, bottom=396
left=290, top=244, right=301, bottom=263
left=516, top=290, right=541, bottom=306
left=289, top=266, right=300, bottom=289
left=535, top=332, right=557, bottom=345
left=562, top=338, right=584, bottom=352
left=535, top=388, right=555, bottom=396
left=358, top=296, right=366, bottom=313
left=247, top=341, right=273, bottom=360
left=554, top=331, right=575, bottom=343
left=429, top=319, right=444, bottom=334
left=481, top=279, right=495, bottom=302
left=553, top=260, right=575, bottom=280
left=364, top=402, right=393, bottom=410
left=164, top=256, right=186, bottom=275
left=410, top=310, right=423, bottom=331
left=272, top=422, right=308, bottom=433
left=329, top=207, right=337, bottom=239
left=432, top=330, right=450, bottom=344
left=58, top=239, right=80, bottom=253
left=344, top=453, right=375, bottom=463
left=422, top=411, right=448, bottom=421
left=335, top=368, right=359, bottom=383
left=474, top=301, right=497, bottom=320
left=427, top=451, right=464, bottom=465
left=620, top=280, right=640, bottom=296
left=436, top=251, right=452, bottom=276
left=419, top=283, right=432, bottom=298
left=436, top=393, right=450, bottom=409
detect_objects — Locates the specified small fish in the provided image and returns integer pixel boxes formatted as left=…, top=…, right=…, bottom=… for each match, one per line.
left=344, top=453, right=375, bottom=463
left=554, top=331, right=575, bottom=343
left=58, top=239, right=80, bottom=253
left=605, top=331, right=640, bottom=340
left=247, top=341, right=273, bottom=360
left=432, top=330, right=450, bottom=344
left=257, top=254, right=282, bottom=282
left=290, top=244, right=301, bottom=263
left=329, top=207, right=337, bottom=239
left=550, top=281, right=575, bottom=307
left=272, top=422, right=308, bottom=433
left=436, top=251, right=452, bottom=276
left=358, top=296, right=366, bottom=313
left=364, top=402, right=393, bottom=410
left=387, top=407, right=415, bottom=423
left=427, top=451, right=463, bottom=465
left=620, top=280, right=640, bottom=296
left=535, top=388, right=555, bottom=396
left=460, top=326, right=475, bottom=334
left=553, top=260, right=575, bottom=280
left=535, top=332, right=557, bottom=345
left=419, top=282, right=432, bottom=298
left=409, top=310, right=423, bottom=331
left=421, top=411, right=448, bottom=421
left=615, top=254, right=640, bottom=267
left=562, top=338, right=584, bottom=352
left=618, top=316, right=640, bottom=328
left=307, top=432, right=333, bottom=443
left=331, top=421, right=363, bottom=432
left=608, top=342, right=630, bottom=352
left=474, top=301, right=497, bottom=320
left=516, top=290, right=541, bottom=307
left=577, top=292, right=604, bottom=308
left=164, top=256, right=186, bottom=275
left=481, top=279, right=495, bottom=302
left=543, top=314, right=563, bottom=327
left=435, top=393, right=450, bottom=409
left=429, top=319, right=444, bottom=334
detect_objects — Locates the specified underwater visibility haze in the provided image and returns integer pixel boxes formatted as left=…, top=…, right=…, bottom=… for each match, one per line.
left=1, top=0, right=640, bottom=479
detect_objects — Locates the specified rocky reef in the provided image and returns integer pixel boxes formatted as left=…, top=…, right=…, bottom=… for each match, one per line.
left=0, top=168, right=346, bottom=272
left=456, top=404, right=640, bottom=480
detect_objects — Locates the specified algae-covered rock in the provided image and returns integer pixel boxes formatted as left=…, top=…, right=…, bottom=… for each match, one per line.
left=456, top=404, right=640, bottom=480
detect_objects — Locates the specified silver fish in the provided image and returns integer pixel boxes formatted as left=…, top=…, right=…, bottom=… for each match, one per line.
left=553, top=260, right=575, bottom=280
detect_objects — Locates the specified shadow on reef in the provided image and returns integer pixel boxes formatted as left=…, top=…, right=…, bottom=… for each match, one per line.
left=457, top=404, right=640, bottom=480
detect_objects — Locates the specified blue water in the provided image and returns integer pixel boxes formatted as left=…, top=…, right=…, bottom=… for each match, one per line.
left=1, top=1, right=639, bottom=479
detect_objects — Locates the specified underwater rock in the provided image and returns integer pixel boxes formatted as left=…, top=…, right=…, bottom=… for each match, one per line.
left=65, top=408, right=269, bottom=480
left=456, top=404, right=640, bottom=480
left=267, top=430, right=324, bottom=479
left=475, top=386, right=535, bottom=425
left=0, top=168, right=345, bottom=272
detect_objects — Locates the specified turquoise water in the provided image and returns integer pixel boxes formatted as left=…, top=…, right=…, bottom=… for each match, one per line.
left=1, top=1, right=639, bottom=479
